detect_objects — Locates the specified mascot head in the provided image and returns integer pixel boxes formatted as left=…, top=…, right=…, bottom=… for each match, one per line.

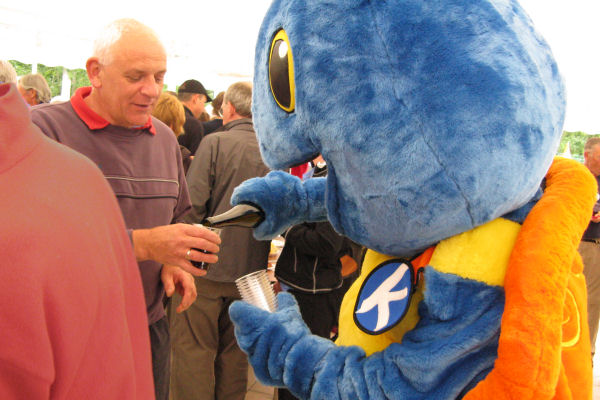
left=252, top=0, right=565, bottom=255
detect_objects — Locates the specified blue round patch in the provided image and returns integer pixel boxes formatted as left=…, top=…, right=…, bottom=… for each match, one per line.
left=354, top=259, right=414, bottom=334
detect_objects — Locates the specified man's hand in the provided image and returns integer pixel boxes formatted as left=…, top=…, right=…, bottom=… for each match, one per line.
left=161, top=265, right=197, bottom=313
left=592, top=212, right=600, bottom=223
left=132, top=223, right=221, bottom=276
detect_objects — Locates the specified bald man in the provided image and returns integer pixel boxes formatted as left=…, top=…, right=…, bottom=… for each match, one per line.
left=30, top=19, right=220, bottom=400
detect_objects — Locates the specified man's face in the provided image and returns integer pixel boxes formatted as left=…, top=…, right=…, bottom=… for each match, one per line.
left=94, top=34, right=166, bottom=127
left=585, top=144, right=600, bottom=176
left=192, top=94, right=206, bottom=119
left=17, top=84, right=37, bottom=106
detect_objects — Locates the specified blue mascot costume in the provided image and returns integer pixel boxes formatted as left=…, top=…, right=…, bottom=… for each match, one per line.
left=228, top=0, right=596, bottom=398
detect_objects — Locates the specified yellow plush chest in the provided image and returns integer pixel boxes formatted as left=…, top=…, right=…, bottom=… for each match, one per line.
left=335, top=218, right=520, bottom=356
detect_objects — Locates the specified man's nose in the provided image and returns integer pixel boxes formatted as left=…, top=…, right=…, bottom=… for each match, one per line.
left=140, top=77, right=160, bottom=98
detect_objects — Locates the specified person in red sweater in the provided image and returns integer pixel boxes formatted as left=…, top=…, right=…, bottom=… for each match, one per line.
left=0, top=79, right=155, bottom=398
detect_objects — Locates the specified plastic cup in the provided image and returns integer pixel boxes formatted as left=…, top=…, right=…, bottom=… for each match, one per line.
left=235, top=270, right=278, bottom=312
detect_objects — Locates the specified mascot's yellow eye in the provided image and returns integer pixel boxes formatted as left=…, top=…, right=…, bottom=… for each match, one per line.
left=269, top=29, right=295, bottom=112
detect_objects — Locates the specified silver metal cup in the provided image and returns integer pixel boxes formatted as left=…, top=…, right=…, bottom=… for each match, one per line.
left=235, top=269, right=277, bottom=312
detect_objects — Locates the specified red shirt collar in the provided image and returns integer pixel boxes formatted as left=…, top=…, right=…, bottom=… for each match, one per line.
left=70, top=87, right=156, bottom=135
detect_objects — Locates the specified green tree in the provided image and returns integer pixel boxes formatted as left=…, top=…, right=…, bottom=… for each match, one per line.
left=67, top=68, right=90, bottom=96
left=37, top=63, right=64, bottom=98
left=9, top=60, right=32, bottom=76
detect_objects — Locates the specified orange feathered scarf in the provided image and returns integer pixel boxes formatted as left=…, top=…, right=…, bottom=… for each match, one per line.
left=465, top=157, right=597, bottom=400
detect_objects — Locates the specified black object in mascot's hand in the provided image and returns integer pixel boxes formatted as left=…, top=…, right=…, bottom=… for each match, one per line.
left=202, top=203, right=265, bottom=228
left=191, top=203, right=265, bottom=270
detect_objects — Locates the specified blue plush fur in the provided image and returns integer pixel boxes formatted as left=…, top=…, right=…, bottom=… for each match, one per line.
left=230, top=0, right=566, bottom=398
left=230, top=268, right=505, bottom=399
left=243, top=0, right=564, bottom=255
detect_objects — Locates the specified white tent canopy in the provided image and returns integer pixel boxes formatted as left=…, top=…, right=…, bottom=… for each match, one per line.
left=2, top=0, right=598, bottom=133
left=0, top=0, right=272, bottom=93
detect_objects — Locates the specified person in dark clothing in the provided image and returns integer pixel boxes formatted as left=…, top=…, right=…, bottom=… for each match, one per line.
left=275, top=221, right=349, bottom=337
left=202, top=118, right=223, bottom=136
left=202, top=91, right=224, bottom=135
left=177, top=79, right=212, bottom=154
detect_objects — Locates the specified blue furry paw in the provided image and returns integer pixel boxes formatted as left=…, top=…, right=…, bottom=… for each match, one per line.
left=231, top=171, right=309, bottom=239
left=229, top=292, right=311, bottom=386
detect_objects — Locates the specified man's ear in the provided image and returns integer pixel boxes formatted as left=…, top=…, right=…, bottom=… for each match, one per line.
left=227, top=102, right=237, bottom=116
left=86, top=57, right=102, bottom=88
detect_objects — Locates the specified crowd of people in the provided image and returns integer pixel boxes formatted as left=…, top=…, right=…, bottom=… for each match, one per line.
left=0, top=17, right=360, bottom=400
left=1, top=14, right=599, bottom=400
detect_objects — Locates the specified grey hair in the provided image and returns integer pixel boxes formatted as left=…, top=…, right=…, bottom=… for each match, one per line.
left=0, top=60, right=17, bottom=84
left=93, top=18, right=160, bottom=65
left=19, top=73, right=52, bottom=103
left=224, top=82, right=252, bottom=118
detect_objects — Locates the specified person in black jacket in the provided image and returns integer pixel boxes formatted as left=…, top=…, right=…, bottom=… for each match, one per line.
left=275, top=221, right=349, bottom=338
left=176, top=79, right=211, bottom=155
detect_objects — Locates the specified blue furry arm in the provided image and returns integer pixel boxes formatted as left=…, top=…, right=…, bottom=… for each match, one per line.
left=230, top=269, right=505, bottom=400
left=229, top=293, right=372, bottom=399
left=229, top=292, right=339, bottom=396
left=230, top=171, right=327, bottom=239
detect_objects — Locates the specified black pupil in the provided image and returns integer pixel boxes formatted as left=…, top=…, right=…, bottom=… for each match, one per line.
left=269, top=39, right=291, bottom=109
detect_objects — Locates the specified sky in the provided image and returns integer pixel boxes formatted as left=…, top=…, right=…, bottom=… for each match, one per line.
left=1, top=0, right=598, bottom=133
left=518, top=0, right=600, bottom=134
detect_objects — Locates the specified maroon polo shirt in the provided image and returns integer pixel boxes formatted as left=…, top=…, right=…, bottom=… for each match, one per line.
left=30, top=86, right=191, bottom=324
